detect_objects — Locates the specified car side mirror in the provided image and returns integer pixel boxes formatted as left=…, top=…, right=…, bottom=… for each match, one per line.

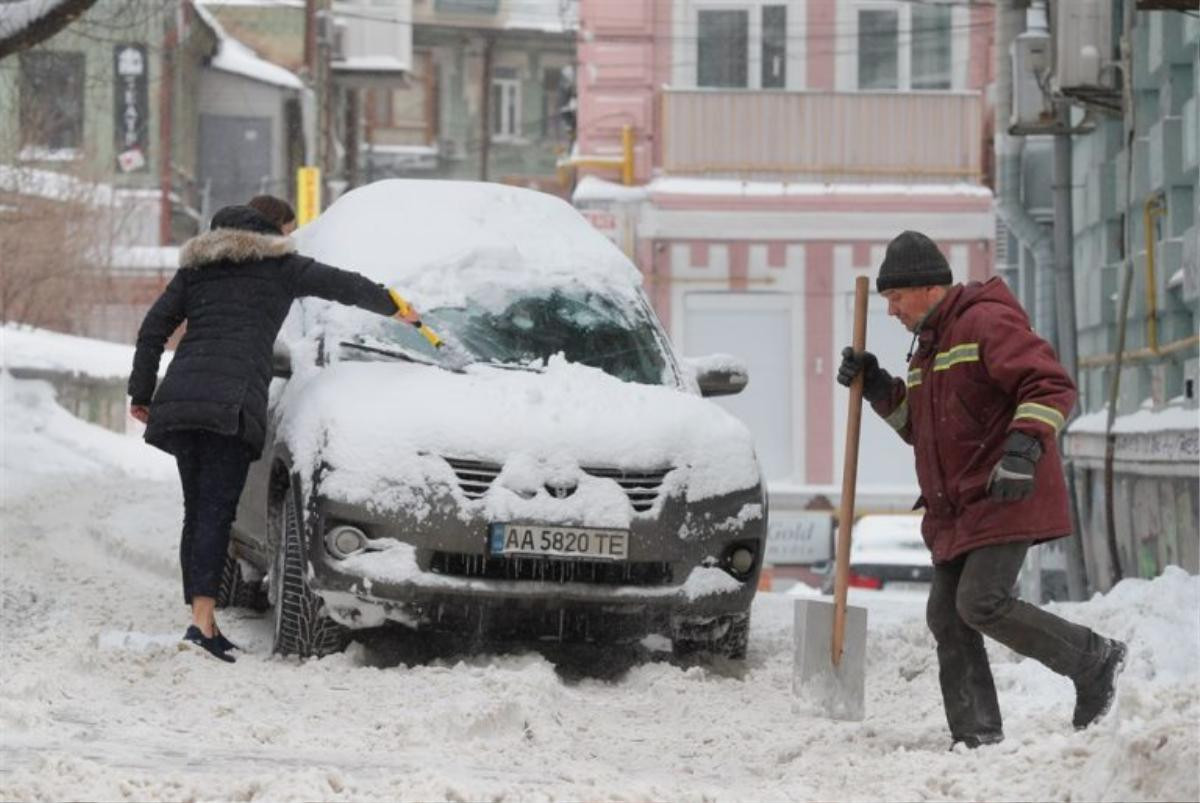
left=684, top=354, right=749, bottom=397
left=272, top=340, right=292, bottom=379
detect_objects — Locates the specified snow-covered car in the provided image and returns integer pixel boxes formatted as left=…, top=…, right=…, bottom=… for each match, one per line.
left=224, top=180, right=766, bottom=659
left=814, top=514, right=932, bottom=593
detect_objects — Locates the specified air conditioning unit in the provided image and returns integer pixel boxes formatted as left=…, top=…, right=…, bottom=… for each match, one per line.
left=1010, top=30, right=1053, bottom=134
left=1052, top=0, right=1116, bottom=98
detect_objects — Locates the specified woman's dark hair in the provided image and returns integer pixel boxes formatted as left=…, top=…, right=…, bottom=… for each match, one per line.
left=247, top=194, right=296, bottom=231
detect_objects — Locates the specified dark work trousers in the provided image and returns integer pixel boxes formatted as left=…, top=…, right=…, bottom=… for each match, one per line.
left=926, top=540, right=1107, bottom=741
left=170, top=430, right=254, bottom=605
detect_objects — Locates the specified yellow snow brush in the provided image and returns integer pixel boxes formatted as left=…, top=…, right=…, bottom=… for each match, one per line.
left=389, top=288, right=444, bottom=349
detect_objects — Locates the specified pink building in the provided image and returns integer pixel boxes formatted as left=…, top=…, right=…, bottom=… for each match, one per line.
left=571, top=0, right=996, bottom=508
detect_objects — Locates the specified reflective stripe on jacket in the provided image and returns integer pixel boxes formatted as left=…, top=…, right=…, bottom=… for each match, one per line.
left=871, top=278, right=1077, bottom=564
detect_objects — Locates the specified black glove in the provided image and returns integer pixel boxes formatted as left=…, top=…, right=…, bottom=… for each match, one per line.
left=987, top=431, right=1043, bottom=502
left=837, top=347, right=892, bottom=404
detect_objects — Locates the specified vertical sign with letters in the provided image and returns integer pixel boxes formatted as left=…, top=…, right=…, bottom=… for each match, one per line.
left=114, top=44, right=149, bottom=173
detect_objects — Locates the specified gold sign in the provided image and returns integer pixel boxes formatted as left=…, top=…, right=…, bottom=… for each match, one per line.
left=296, top=166, right=321, bottom=225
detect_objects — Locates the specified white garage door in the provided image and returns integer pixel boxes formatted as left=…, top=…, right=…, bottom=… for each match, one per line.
left=682, top=293, right=797, bottom=482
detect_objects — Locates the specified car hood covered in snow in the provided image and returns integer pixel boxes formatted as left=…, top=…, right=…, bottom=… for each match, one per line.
left=276, top=356, right=761, bottom=528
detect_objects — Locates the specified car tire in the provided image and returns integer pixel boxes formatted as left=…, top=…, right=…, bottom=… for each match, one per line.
left=216, top=549, right=268, bottom=611
left=673, top=611, right=750, bottom=661
left=271, top=482, right=349, bottom=658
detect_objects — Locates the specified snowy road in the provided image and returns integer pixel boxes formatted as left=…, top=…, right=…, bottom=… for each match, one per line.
left=2, top=374, right=1198, bottom=802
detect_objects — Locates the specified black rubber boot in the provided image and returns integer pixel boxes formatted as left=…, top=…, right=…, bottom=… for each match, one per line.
left=1073, top=638, right=1127, bottom=730
left=182, top=625, right=236, bottom=663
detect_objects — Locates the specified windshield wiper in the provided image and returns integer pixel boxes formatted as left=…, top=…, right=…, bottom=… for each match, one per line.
left=338, top=341, right=438, bottom=366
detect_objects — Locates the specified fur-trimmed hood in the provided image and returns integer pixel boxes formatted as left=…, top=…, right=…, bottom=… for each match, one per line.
left=179, top=227, right=297, bottom=269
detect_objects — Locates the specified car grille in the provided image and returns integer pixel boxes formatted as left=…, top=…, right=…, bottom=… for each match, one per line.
left=581, top=467, right=671, bottom=512
left=430, top=551, right=674, bottom=586
left=444, top=458, right=502, bottom=500
left=444, top=458, right=672, bottom=512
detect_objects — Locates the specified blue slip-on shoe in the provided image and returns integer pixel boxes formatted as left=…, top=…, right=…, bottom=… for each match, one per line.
left=212, top=630, right=240, bottom=653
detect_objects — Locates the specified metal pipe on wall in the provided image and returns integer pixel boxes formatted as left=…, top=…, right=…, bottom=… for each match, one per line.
left=1052, top=100, right=1088, bottom=600
left=996, top=1, right=1055, bottom=324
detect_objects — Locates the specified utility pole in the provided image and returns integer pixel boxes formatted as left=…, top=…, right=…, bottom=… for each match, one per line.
left=158, top=3, right=178, bottom=245
left=345, top=88, right=360, bottom=189
left=479, top=34, right=495, bottom=182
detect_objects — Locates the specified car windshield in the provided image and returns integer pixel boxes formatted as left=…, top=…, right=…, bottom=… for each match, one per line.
left=340, top=288, right=672, bottom=386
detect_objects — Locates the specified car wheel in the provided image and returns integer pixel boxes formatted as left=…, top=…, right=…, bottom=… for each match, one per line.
left=672, top=612, right=750, bottom=661
left=216, top=549, right=268, bottom=611
left=271, top=481, right=349, bottom=658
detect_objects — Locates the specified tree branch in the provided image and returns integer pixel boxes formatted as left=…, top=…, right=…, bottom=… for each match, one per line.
left=0, top=0, right=102, bottom=61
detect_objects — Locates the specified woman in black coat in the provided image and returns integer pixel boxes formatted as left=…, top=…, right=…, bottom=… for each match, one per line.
left=128, top=202, right=419, bottom=662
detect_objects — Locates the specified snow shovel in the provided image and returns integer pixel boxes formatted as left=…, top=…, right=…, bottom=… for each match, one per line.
left=388, top=288, right=475, bottom=371
left=792, top=275, right=870, bottom=721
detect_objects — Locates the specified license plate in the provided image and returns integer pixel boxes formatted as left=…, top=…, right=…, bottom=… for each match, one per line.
left=489, top=523, right=629, bottom=560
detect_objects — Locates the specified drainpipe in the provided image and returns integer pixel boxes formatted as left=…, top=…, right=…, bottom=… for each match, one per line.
left=996, top=1, right=1055, bottom=319
left=1103, top=0, right=1140, bottom=588
left=1052, top=99, right=1088, bottom=600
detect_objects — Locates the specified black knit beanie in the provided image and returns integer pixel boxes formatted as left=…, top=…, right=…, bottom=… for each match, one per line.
left=876, top=231, right=952, bottom=292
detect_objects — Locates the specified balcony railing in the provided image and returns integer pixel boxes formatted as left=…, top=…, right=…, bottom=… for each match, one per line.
left=661, top=89, right=984, bottom=183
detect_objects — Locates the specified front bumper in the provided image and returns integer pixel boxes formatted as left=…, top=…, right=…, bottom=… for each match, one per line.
left=305, top=483, right=766, bottom=640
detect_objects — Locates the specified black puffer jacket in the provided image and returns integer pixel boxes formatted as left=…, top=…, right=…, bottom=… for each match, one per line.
left=128, top=205, right=397, bottom=458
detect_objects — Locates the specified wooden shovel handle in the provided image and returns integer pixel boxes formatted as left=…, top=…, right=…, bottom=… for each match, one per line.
left=833, top=276, right=870, bottom=666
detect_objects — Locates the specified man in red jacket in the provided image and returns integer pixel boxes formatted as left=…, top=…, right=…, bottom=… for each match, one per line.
left=838, top=230, right=1127, bottom=749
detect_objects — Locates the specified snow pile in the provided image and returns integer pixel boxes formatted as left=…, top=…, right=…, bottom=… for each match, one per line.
left=278, top=355, right=760, bottom=512
left=0, top=372, right=174, bottom=499
left=0, top=355, right=1197, bottom=802
left=0, top=164, right=116, bottom=206
left=293, top=180, right=643, bottom=318
left=2, top=322, right=168, bottom=379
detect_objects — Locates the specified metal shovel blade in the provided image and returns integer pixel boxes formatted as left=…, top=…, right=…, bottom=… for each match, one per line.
left=792, top=597, right=868, bottom=721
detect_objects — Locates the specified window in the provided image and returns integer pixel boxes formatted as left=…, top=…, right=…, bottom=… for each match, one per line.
left=761, top=5, right=786, bottom=89
left=491, top=76, right=521, bottom=140
left=911, top=4, right=952, bottom=90
left=19, top=51, right=85, bottom=152
left=697, top=9, right=749, bottom=88
left=857, top=9, right=898, bottom=90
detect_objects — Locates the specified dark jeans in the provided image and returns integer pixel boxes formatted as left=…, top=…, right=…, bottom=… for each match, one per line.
left=170, top=430, right=254, bottom=605
left=926, top=540, right=1107, bottom=742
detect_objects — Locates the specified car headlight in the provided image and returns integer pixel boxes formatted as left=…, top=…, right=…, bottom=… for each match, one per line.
left=325, top=525, right=368, bottom=559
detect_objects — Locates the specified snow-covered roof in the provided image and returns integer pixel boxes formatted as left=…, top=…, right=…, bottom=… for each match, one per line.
left=1069, top=400, right=1199, bottom=435
left=331, top=56, right=409, bottom=74
left=192, top=2, right=304, bottom=90
left=648, top=176, right=995, bottom=199
left=1, top=324, right=170, bottom=380
left=572, top=175, right=650, bottom=205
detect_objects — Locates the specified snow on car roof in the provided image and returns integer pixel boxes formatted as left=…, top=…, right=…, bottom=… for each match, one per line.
left=294, top=180, right=644, bottom=313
